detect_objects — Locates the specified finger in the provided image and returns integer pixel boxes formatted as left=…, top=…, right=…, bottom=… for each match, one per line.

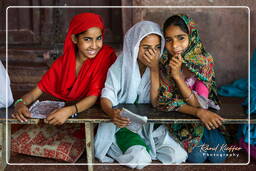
left=117, top=115, right=130, bottom=122
left=217, top=115, right=224, bottom=121
left=148, top=49, right=155, bottom=56
left=177, top=54, right=183, bottom=61
left=114, top=122, right=128, bottom=128
left=44, top=119, right=49, bottom=124
left=215, top=119, right=223, bottom=127
left=172, top=57, right=182, bottom=64
left=49, top=109, right=58, bottom=115
left=113, top=116, right=130, bottom=125
left=57, top=121, right=64, bottom=125
left=170, top=59, right=180, bottom=66
left=205, top=123, right=212, bottom=130
left=211, top=120, right=218, bottom=129
left=23, top=108, right=32, bottom=118
left=18, top=113, right=28, bottom=122
left=48, top=118, right=57, bottom=125
left=113, top=118, right=130, bottom=125
left=12, top=114, right=17, bottom=119
left=169, top=62, right=179, bottom=68
left=15, top=114, right=23, bottom=123
left=208, top=121, right=214, bottom=127
left=46, top=113, right=56, bottom=121
left=143, top=54, right=152, bottom=63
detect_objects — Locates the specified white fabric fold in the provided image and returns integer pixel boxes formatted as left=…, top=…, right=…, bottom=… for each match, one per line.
left=101, top=21, right=165, bottom=105
left=95, top=21, right=187, bottom=167
left=0, top=60, right=14, bottom=108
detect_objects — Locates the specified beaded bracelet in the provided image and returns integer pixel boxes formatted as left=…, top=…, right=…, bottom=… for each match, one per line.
left=14, top=98, right=26, bottom=107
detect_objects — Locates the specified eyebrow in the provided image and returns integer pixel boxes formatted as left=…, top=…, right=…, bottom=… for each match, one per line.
left=165, top=34, right=187, bottom=38
left=141, top=44, right=161, bottom=47
left=81, top=35, right=102, bottom=39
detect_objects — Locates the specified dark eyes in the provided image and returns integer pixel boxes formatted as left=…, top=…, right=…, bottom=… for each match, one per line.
left=165, top=36, right=185, bottom=42
left=83, top=38, right=90, bottom=41
left=83, top=36, right=102, bottom=41
left=178, top=36, right=185, bottom=40
left=165, top=38, right=172, bottom=42
left=143, top=46, right=161, bottom=51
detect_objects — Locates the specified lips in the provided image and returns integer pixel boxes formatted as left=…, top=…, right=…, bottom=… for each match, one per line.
left=174, top=50, right=182, bottom=54
left=87, top=50, right=97, bottom=56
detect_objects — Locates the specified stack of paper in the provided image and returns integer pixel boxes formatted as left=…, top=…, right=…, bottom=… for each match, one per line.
left=120, top=108, right=148, bottom=133
left=29, top=100, right=65, bottom=119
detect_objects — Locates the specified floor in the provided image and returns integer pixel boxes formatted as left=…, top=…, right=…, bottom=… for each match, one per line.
left=5, top=150, right=256, bottom=171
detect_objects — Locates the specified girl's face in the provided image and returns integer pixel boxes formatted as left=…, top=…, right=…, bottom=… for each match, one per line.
left=164, top=25, right=189, bottom=56
left=138, top=34, right=161, bottom=65
left=72, top=27, right=103, bottom=60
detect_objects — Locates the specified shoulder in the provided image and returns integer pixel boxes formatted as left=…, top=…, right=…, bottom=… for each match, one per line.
left=99, top=45, right=117, bottom=64
left=101, top=45, right=116, bottom=54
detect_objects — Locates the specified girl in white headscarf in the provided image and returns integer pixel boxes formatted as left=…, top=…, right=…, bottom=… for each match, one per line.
left=0, top=60, right=14, bottom=108
left=95, top=21, right=187, bottom=169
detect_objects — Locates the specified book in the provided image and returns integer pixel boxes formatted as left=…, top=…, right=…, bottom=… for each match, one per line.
left=120, top=108, right=148, bottom=133
left=29, top=100, right=65, bottom=119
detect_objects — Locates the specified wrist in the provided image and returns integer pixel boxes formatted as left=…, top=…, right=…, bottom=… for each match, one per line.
left=14, top=98, right=26, bottom=107
left=196, top=108, right=204, bottom=118
left=68, top=105, right=76, bottom=116
left=150, top=63, right=159, bottom=71
left=172, top=74, right=182, bottom=81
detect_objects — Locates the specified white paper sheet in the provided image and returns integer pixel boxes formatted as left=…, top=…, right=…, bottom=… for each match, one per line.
left=29, top=100, right=65, bottom=119
left=120, top=108, right=148, bottom=133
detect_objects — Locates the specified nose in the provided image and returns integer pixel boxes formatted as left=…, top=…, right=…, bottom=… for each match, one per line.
left=172, top=40, right=178, bottom=49
left=91, top=40, right=97, bottom=49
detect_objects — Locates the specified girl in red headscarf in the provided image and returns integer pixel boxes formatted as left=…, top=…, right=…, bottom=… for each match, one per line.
left=11, top=13, right=116, bottom=162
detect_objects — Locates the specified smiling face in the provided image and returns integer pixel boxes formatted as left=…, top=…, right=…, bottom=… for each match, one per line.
left=164, top=25, right=189, bottom=56
left=72, top=27, right=103, bottom=61
left=138, top=34, right=161, bottom=66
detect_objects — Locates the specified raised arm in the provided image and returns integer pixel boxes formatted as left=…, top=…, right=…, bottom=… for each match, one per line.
left=169, top=55, right=200, bottom=107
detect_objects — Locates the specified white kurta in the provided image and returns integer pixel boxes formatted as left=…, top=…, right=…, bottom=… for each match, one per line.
left=0, top=60, right=14, bottom=108
left=95, top=21, right=187, bottom=169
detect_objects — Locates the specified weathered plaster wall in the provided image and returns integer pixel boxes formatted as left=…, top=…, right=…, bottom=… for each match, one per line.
left=122, top=0, right=255, bottom=86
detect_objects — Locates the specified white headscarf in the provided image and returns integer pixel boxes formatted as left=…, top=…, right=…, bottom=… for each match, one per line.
left=101, top=21, right=165, bottom=106
left=0, top=60, right=14, bottom=108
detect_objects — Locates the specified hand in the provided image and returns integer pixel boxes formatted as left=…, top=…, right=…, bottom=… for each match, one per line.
left=110, top=108, right=130, bottom=128
left=169, top=54, right=183, bottom=80
left=196, top=109, right=224, bottom=130
left=44, top=106, right=74, bottom=125
left=141, top=49, right=160, bottom=70
left=12, top=103, right=31, bottom=122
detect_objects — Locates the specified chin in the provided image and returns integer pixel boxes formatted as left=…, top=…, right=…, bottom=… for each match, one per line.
left=85, top=53, right=97, bottom=59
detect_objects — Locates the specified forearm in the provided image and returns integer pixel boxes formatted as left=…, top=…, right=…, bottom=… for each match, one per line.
left=100, top=97, right=115, bottom=117
left=150, top=67, right=159, bottom=107
left=19, top=86, right=43, bottom=105
left=74, top=96, right=98, bottom=115
left=174, top=76, right=200, bottom=107
left=177, top=104, right=200, bottom=117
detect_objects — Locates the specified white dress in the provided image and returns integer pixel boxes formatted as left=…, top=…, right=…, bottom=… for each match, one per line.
left=0, top=60, right=14, bottom=108
left=94, top=21, right=187, bottom=169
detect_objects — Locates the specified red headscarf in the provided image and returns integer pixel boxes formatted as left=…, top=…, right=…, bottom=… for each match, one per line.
left=38, top=13, right=117, bottom=101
